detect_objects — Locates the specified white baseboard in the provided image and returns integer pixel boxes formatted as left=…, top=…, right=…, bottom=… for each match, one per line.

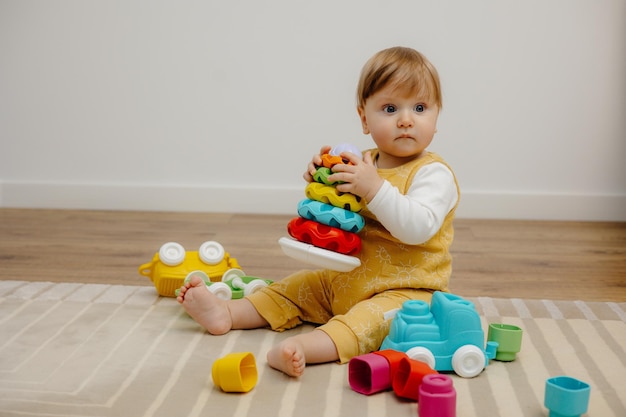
left=456, top=191, right=626, bottom=221
left=1, top=181, right=625, bottom=221
left=0, top=181, right=303, bottom=215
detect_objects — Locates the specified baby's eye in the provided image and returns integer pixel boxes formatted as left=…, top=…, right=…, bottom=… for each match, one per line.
left=415, top=104, right=425, bottom=113
left=383, top=104, right=397, bottom=113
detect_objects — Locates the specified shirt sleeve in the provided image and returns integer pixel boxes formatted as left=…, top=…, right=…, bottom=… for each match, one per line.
left=365, top=162, right=458, bottom=245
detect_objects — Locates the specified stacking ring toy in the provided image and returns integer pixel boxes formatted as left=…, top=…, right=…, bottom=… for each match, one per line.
left=305, top=182, right=365, bottom=213
left=297, top=199, right=365, bottom=233
left=320, top=153, right=347, bottom=168
left=287, top=217, right=361, bottom=256
left=313, top=167, right=338, bottom=186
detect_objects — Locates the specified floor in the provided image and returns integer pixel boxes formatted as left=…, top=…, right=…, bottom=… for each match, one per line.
left=1, top=208, right=624, bottom=301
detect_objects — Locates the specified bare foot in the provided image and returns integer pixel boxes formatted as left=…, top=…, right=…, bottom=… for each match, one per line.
left=267, top=337, right=306, bottom=377
left=177, top=274, right=232, bottom=335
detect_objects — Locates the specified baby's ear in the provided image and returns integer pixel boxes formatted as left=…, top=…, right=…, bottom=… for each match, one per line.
left=357, top=107, right=370, bottom=134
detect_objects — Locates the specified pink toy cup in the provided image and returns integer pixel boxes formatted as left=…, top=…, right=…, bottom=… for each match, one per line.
left=418, top=374, right=456, bottom=417
left=348, top=353, right=392, bottom=395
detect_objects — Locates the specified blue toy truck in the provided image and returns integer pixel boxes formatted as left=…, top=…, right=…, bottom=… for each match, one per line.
left=380, top=291, right=498, bottom=378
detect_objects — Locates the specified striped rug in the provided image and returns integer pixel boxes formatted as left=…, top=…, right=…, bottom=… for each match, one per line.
left=0, top=281, right=624, bottom=417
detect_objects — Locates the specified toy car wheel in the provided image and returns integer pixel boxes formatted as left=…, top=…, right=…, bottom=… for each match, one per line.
left=184, top=270, right=210, bottom=285
left=406, top=346, right=436, bottom=369
left=159, top=242, right=186, bottom=266
left=452, top=345, right=485, bottom=378
left=221, top=268, right=246, bottom=282
left=207, top=282, right=232, bottom=300
left=199, top=241, right=225, bottom=265
left=242, top=279, right=268, bottom=296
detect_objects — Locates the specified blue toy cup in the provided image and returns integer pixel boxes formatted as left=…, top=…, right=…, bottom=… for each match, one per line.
left=544, top=376, right=590, bottom=417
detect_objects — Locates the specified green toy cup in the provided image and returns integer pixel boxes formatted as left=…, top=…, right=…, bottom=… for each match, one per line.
left=487, top=323, right=523, bottom=361
left=212, top=352, right=258, bottom=393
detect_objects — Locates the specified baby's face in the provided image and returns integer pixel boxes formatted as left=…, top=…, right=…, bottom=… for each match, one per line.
left=358, top=84, right=439, bottom=168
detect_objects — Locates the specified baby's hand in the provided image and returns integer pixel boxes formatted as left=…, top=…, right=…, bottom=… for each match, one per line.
left=330, top=151, right=384, bottom=202
left=303, top=145, right=332, bottom=183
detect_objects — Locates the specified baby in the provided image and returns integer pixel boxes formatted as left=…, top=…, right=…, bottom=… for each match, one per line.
left=178, top=46, right=459, bottom=377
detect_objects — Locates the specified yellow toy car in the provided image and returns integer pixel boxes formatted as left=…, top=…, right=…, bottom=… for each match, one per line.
left=139, top=241, right=241, bottom=297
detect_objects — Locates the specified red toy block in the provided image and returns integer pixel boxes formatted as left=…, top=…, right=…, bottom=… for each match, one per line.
left=392, top=356, right=438, bottom=401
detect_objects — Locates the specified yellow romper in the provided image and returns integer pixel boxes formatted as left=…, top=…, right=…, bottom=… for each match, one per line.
left=246, top=150, right=460, bottom=362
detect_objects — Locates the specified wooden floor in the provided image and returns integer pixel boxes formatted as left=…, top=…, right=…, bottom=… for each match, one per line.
left=1, top=208, right=625, bottom=302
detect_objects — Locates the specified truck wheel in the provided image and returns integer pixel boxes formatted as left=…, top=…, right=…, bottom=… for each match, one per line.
left=199, top=241, right=225, bottom=265
left=242, top=279, right=268, bottom=296
left=184, top=270, right=210, bottom=285
left=452, top=345, right=485, bottom=378
left=207, top=282, right=232, bottom=300
left=221, top=268, right=246, bottom=282
left=406, top=346, right=436, bottom=369
left=159, top=242, right=186, bottom=266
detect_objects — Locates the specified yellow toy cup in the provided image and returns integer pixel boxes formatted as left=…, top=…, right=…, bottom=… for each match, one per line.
left=212, top=352, right=258, bottom=393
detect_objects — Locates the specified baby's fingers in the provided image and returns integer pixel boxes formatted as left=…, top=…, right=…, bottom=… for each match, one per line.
left=303, top=163, right=317, bottom=182
left=362, top=151, right=374, bottom=166
left=311, top=145, right=331, bottom=166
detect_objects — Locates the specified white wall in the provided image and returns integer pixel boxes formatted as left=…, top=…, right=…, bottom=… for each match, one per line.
left=1, top=0, right=625, bottom=220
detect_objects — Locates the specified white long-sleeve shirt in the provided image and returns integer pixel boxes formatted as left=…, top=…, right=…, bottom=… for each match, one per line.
left=365, top=162, right=458, bottom=245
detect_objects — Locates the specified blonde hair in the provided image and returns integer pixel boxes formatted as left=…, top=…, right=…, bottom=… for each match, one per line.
left=356, top=47, right=442, bottom=109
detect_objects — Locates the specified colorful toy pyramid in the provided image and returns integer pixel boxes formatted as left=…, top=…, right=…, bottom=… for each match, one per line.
left=279, top=144, right=365, bottom=272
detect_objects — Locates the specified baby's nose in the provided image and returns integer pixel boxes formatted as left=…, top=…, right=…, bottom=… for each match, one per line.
left=397, top=111, right=414, bottom=127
